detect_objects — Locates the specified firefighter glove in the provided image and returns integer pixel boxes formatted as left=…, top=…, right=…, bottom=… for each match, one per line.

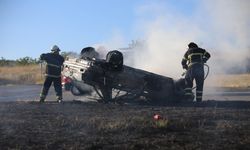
left=202, top=58, right=208, bottom=63
left=183, top=64, right=188, bottom=70
left=40, top=54, right=45, bottom=60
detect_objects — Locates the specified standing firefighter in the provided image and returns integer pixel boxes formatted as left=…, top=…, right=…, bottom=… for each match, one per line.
left=39, top=45, right=65, bottom=103
left=181, top=42, right=211, bottom=102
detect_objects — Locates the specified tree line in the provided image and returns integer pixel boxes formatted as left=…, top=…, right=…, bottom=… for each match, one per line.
left=1, top=53, right=250, bottom=73
left=0, top=57, right=39, bottom=66
left=0, top=51, right=78, bottom=66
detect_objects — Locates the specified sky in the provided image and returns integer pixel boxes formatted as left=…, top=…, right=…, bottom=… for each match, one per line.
left=1, top=0, right=250, bottom=77
left=0, top=0, right=198, bottom=59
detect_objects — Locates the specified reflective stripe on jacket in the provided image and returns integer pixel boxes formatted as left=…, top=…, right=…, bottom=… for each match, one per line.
left=181, top=47, right=210, bottom=68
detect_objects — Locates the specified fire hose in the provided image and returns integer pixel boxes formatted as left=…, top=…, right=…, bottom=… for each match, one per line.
left=203, top=63, right=210, bottom=81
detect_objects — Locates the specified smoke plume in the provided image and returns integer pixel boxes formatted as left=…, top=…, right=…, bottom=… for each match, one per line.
left=131, top=0, right=250, bottom=78
left=96, top=0, right=250, bottom=81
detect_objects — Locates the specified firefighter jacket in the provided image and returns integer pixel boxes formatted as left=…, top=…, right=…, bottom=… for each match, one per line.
left=181, top=47, right=210, bottom=69
left=40, top=53, right=64, bottom=78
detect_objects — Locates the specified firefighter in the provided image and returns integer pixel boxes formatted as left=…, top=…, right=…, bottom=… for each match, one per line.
left=39, top=45, right=65, bottom=103
left=181, top=42, right=211, bottom=102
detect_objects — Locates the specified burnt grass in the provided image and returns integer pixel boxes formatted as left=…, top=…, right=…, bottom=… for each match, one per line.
left=0, top=101, right=250, bottom=150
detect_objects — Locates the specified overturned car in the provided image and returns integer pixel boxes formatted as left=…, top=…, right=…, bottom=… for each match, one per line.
left=62, top=47, right=189, bottom=104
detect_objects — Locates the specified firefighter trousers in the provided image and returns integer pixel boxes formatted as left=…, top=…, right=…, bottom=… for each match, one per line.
left=40, top=76, right=62, bottom=101
left=185, top=64, right=204, bottom=102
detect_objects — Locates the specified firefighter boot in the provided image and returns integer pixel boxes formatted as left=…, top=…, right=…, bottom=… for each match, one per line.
left=57, top=96, right=63, bottom=103
left=184, top=88, right=194, bottom=102
left=39, top=95, right=46, bottom=103
left=196, top=97, right=202, bottom=102
left=196, top=91, right=203, bottom=102
left=186, top=94, right=194, bottom=102
left=39, top=98, right=45, bottom=103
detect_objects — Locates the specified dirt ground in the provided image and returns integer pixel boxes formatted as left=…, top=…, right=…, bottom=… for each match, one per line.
left=0, top=100, right=250, bottom=150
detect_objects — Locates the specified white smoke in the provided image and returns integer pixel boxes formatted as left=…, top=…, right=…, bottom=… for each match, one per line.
left=95, top=0, right=250, bottom=80
left=201, top=0, right=250, bottom=72
left=94, top=30, right=126, bottom=59
left=131, top=0, right=250, bottom=78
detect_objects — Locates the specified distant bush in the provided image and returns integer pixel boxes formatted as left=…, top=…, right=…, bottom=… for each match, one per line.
left=0, top=57, right=16, bottom=66
left=0, top=57, right=39, bottom=66
left=1, top=51, right=79, bottom=67
left=16, top=57, right=39, bottom=66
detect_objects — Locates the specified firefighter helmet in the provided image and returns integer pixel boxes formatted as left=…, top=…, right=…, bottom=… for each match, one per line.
left=188, top=42, right=198, bottom=48
left=51, top=45, right=60, bottom=52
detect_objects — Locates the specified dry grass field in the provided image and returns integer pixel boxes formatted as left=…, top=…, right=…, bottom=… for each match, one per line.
left=0, top=65, right=43, bottom=85
left=1, top=65, right=250, bottom=88
left=207, top=74, right=250, bottom=88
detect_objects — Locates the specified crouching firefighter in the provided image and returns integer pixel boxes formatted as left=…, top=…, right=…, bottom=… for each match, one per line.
left=39, top=45, right=65, bottom=103
left=181, top=42, right=211, bottom=102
